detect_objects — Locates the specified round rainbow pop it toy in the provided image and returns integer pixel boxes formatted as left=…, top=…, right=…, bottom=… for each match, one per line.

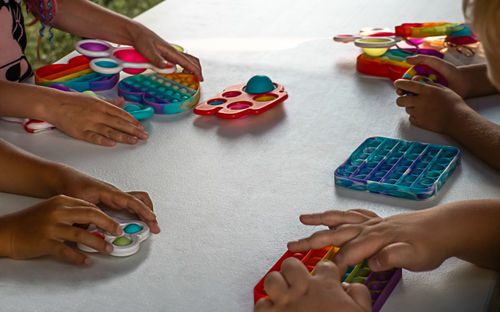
left=77, top=219, right=151, bottom=257
left=194, top=75, right=288, bottom=119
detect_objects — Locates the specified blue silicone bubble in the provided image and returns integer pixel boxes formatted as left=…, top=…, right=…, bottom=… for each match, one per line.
left=124, top=223, right=143, bottom=234
left=245, top=75, right=276, bottom=94
left=334, top=137, right=461, bottom=200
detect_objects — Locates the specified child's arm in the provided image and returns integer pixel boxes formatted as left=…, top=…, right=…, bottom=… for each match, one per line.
left=0, top=139, right=159, bottom=233
left=403, top=55, right=498, bottom=98
left=254, top=257, right=371, bottom=312
left=0, top=195, right=122, bottom=265
left=51, top=0, right=203, bottom=81
left=394, top=79, right=500, bottom=170
left=0, top=80, right=148, bottom=146
left=288, top=199, right=500, bottom=272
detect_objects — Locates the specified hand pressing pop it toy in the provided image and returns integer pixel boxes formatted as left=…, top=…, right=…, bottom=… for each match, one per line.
left=76, top=39, right=176, bottom=75
left=118, top=73, right=200, bottom=114
left=402, top=64, right=448, bottom=86
left=193, top=75, right=288, bottom=119
left=77, top=219, right=151, bottom=257
left=335, top=137, right=460, bottom=200
left=254, top=247, right=401, bottom=312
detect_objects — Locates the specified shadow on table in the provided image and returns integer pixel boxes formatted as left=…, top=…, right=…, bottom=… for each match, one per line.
left=192, top=103, right=286, bottom=139
left=0, top=240, right=152, bottom=285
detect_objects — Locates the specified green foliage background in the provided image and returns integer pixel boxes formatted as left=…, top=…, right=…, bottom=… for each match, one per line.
left=23, top=0, right=162, bottom=70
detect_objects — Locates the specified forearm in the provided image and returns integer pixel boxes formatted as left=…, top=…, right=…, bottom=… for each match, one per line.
left=459, top=64, right=499, bottom=98
left=53, top=0, right=142, bottom=45
left=436, top=199, right=500, bottom=270
left=0, top=139, right=71, bottom=198
left=445, top=105, right=500, bottom=170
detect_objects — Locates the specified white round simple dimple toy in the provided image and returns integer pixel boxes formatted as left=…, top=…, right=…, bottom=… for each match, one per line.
left=75, top=39, right=176, bottom=75
left=77, top=219, right=151, bottom=257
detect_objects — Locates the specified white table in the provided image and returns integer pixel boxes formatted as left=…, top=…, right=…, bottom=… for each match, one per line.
left=1, top=0, right=499, bottom=311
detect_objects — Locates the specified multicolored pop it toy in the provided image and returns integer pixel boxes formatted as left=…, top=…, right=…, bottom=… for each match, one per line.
left=118, top=73, right=200, bottom=114
left=402, top=64, right=448, bottom=86
left=34, top=55, right=119, bottom=92
left=253, top=247, right=401, bottom=312
left=77, top=218, right=151, bottom=257
left=334, top=137, right=461, bottom=200
left=194, top=75, right=288, bottom=119
left=75, top=39, right=176, bottom=75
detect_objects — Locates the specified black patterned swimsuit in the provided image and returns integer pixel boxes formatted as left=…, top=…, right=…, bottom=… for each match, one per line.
left=0, top=0, right=33, bottom=82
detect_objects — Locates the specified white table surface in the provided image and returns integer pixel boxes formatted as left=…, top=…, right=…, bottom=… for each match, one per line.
left=1, top=0, right=499, bottom=311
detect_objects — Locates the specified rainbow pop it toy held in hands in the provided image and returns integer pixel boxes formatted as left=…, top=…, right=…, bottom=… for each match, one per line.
left=253, top=247, right=401, bottom=312
left=77, top=219, right=151, bottom=257
left=194, top=75, right=288, bottom=119
left=334, top=137, right=460, bottom=200
left=402, top=65, right=448, bottom=86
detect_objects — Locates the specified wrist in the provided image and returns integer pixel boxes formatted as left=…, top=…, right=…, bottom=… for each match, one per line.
left=125, top=20, right=146, bottom=45
left=442, top=101, right=473, bottom=137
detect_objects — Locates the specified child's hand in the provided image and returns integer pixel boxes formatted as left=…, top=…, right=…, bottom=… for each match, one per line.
left=287, top=209, right=455, bottom=273
left=0, top=195, right=122, bottom=265
left=393, top=79, right=470, bottom=134
left=57, top=168, right=160, bottom=234
left=47, top=92, right=149, bottom=146
left=254, top=258, right=371, bottom=312
left=131, top=24, right=203, bottom=82
left=400, top=55, right=470, bottom=98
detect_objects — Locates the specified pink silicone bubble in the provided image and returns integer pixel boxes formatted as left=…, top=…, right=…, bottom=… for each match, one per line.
left=113, top=48, right=150, bottom=75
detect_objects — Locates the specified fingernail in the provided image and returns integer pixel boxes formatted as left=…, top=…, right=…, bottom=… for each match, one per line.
left=105, top=243, right=114, bottom=253
left=84, top=257, right=93, bottom=265
left=128, top=136, right=138, bottom=144
left=161, top=60, right=168, bottom=68
left=139, top=131, right=149, bottom=140
left=116, top=226, right=123, bottom=235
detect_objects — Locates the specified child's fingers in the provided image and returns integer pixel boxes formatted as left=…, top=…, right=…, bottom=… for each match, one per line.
left=100, top=190, right=160, bottom=234
left=96, top=114, right=148, bottom=140
left=92, top=125, right=139, bottom=145
left=299, top=209, right=370, bottom=226
left=101, top=101, right=143, bottom=126
left=280, top=257, right=310, bottom=293
left=82, top=130, right=116, bottom=146
left=333, top=233, right=393, bottom=271
left=344, top=283, right=372, bottom=312
left=313, top=260, right=341, bottom=281
left=406, top=55, right=453, bottom=75
left=394, top=79, right=433, bottom=95
left=405, top=107, right=415, bottom=116
left=47, top=240, right=91, bottom=266
left=127, top=191, right=154, bottom=210
left=368, top=242, right=415, bottom=271
left=254, top=298, right=274, bottom=311
left=59, top=207, right=122, bottom=236
left=55, top=224, right=113, bottom=254
left=264, top=271, right=289, bottom=299
left=396, top=95, right=417, bottom=108
left=157, top=45, right=203, bottom=82
left=288, top=225, right=361, bottom=252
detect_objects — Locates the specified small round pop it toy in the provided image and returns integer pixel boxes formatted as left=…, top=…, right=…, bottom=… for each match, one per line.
left=194, top=75, right=288, bottom=119
left=77, top=219, right=151, bottom=257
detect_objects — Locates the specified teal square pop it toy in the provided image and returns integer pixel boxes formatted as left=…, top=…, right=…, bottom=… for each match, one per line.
left=334, top=137, right=460, bottom=200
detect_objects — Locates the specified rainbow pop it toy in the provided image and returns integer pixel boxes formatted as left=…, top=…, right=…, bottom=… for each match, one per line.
left=194, top=75, right=288, bottom=119
left=77, top=218, right=151, bottom=257
left=402, top=64, right=448, bottom=86
left=254, top=247, right=401, bottom=312
left=34, top=55, right=119, bottom=92
left=118, top=73, right=200, bottom=114
left=335, top=137, right=460, bottom=200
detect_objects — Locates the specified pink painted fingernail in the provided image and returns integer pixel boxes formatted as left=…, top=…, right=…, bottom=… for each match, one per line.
left=105, top=243, right=113, bottom=253
left=84, top=257, right=93, bottom=265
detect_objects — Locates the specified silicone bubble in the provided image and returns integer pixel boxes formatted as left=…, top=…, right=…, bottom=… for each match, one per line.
left=245, top=75, right=276, bottom=94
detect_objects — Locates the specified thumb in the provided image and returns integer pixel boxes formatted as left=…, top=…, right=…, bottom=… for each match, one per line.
left=343, top=282, right=372, bottom=312
left=368, top=242, right=415, bottom=271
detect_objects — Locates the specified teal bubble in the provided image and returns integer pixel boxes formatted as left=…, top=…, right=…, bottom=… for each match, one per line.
left=124, top=223, right=143, bottom=234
